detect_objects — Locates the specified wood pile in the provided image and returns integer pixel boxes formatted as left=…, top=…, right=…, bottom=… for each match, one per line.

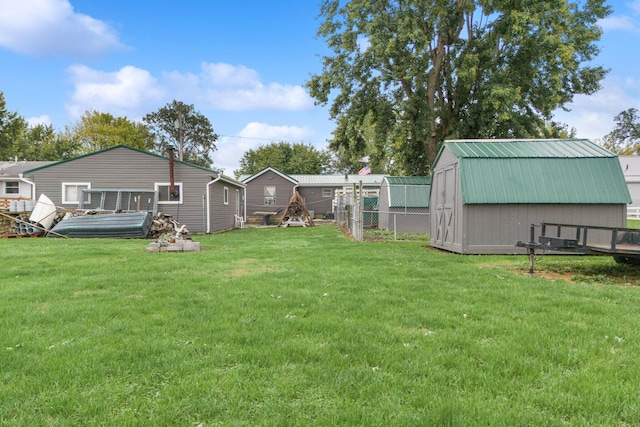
left=278, top=191, right=315, bottom=227
left=147, top=212, right=190, bottom=239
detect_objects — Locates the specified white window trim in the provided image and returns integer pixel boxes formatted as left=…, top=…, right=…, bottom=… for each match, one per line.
left=4, top=181, right=20, bottom=195
left=264, top=185, right=276, bottom=206
left=155, top=182, right=183, bottom=204
left=223, top=186, right=229, bottom=205
left=62, top=182, right=91, bottom=205
left=322, top=188, right=332, bottom=198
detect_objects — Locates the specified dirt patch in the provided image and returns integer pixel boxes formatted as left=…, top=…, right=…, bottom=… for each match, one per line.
left=522, top=269, right=575, bottom=282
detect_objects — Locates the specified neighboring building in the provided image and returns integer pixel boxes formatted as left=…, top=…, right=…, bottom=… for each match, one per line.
left=0, top=161, right=53, bottom=199
left=22, top=145, right=245, bottom=234
left=240, top=167, right=385, bottom=219
left=430, top=139, right=631, bottom=254
left=618, top=156, right=640, bottom=208
left=378, top=176, right=431, bottom=234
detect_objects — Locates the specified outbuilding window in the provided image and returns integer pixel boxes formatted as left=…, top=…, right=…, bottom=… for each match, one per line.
left=4, top=181, right=19, bottom=195
left=322, top=188, right=332, bottom=198
left=223, top=186, right=229, bottom=205
left=155, top=183, right=183, bottom=204
left=62, top=182, right=91, bottom=204
left=264, top=186, right=276, bottom=206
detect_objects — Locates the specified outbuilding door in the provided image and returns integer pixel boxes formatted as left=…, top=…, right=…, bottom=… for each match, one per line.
left=434, top=165, right=456, bottom=246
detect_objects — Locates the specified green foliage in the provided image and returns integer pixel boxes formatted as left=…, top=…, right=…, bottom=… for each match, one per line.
left=0, top=91, right=27, bottom=159
left=143, top=100, right=218, bottom=168
left=237, top=141, right=332, bottom=176
left=602, top=108, right=640, bottom=155
left=69, top=110, right=154, bottom=154
left=1, top=227, right=640, bottom=425
left=308, top=0, right=610, bottom=174
left=9, top=123, right=80, bottom=161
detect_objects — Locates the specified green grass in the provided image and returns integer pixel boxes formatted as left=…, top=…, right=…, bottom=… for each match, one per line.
left=2, top=226, right=640, bottom=426
left=628, top=218, right=640, bottom=229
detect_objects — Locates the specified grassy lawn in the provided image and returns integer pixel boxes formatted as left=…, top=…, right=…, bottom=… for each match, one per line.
left=2, top=225, right=640, bottom=426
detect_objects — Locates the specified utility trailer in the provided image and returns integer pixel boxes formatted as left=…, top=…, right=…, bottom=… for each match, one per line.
left=516, top=222, right=640, bottom=273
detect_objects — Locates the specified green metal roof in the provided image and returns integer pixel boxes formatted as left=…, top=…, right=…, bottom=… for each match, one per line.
left=439, top=139, right=632, bottom=204
left=445, top=138, right=614, bottom=159
left=384, top=176, right=431, bottom=208
left=384, top=176, right=432, bottom=185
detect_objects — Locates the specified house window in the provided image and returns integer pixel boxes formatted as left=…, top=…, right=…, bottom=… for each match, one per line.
left=155, top=183, right=183, bottom=204
left=223, top=186, right=229, bottom=205
left=264, top=186, right=276, bottom=206
left=322, top=188, right=332, bottom=198
left=5, top=181, right=19, bottom=195
left=62, top=183, right=91, bottom=204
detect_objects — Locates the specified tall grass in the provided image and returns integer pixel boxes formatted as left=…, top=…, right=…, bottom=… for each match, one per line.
left=1, top=226, right=640, bottom=426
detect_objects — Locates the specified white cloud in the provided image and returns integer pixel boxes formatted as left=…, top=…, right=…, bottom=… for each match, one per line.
left=0, top=0, right=126, bottom=57
left=26, top=115, right=52, bottom=127
left=599, top=15, right=637, bottom=32
left=165, top=62, right=314, bottom=111
left=554, top=77, right=640, bottom=139
left=212, top=122, right=315, bottom=176
left=65, top=62, right=315, bottom=119
left=66, top=65, right=164, bottom=119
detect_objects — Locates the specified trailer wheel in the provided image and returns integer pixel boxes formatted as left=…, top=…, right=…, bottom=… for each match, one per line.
left=613, top=255, right=640, bottom=266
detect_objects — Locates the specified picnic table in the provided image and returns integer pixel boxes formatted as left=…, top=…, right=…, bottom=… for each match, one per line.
left=281, top=216, right=307, bottom=227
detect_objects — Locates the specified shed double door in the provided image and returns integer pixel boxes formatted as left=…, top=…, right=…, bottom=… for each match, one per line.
left=434, top=165, right=456, bottom=246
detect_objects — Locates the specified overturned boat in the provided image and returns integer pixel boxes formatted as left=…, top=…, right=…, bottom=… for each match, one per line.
left=47, top=212, right=153, bottom=238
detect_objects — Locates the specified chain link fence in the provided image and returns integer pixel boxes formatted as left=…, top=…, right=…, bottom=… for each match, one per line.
left=334, top=185, right=430, bottom=242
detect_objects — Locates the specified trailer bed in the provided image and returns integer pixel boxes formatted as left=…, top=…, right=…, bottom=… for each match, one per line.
left=516, top=222, right=640, bottom=269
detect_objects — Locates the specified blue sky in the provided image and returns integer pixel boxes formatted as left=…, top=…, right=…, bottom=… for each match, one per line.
left=1, top=0, right=640, bottom=175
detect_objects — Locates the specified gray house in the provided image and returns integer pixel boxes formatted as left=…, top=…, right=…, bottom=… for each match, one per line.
left=241, top=167, right=385, bottom=219
left=22, top=145, right=245, bottom=234
left=0, top=160, right=53, bottom=209
left=618, top=156, right=640, bottom=209
left=430, top=139, right=631, bottom=254
left=378, top=176, right=431, bottom=234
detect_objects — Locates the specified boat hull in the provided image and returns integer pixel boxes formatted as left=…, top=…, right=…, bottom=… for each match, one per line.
left=48, top=212, right=153, bottom=238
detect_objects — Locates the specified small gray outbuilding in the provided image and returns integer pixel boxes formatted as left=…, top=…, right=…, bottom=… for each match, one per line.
left=430, top=139, right=632, bottom=254
left=22, top=145, right=245, bottom=234
left=378, top=176, right=431, bottom=234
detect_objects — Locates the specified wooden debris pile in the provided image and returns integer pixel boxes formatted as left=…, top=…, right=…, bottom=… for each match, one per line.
left=147, top=212, right=190, bottom=239
left=278, top=191, right=315, bottom=227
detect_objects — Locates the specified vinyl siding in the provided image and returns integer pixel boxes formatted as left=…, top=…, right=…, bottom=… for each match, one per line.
left=244, top=172, right=296, bottom=216
left=23, top=146, right=242, bottom=234
left=297, top=187, right=333, bottom=218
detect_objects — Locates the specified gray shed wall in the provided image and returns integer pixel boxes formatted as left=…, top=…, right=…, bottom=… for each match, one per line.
left=378, top=180, right=429, bottom=233
left=208, top=180, right=242, bottom=233
left=297, top=187, right=334, bottom=218
left=244, top=172, right=296, bottom=216
left=460, top=203, right=627, bottom=254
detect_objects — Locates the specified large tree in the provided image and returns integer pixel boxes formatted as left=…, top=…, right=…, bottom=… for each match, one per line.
left=308, top=0, right=610, bottom=175
left=237, top=141, right=332, bottom=176
left=143, top=100, right=217, bottom=168
left=0, top=91, right=28, bottom=159
left=69, top=110, right=154, bottom=154
left=602, top=108, right=640, bottom=155
left=9, top=123, right=80, bottom=161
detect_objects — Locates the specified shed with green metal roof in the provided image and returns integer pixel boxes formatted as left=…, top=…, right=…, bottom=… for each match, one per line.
left=378, top=176, right=431, bottom=234
left=429, top=139, right=632, bottom=254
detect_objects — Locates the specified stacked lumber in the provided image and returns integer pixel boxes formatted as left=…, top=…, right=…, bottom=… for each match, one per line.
left=147, top=212, right=190, bottom=239
left=278, top=191, right=315, bottom=227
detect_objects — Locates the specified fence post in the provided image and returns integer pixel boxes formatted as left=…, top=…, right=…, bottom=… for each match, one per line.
left=393, top=214, right=397, bottom=241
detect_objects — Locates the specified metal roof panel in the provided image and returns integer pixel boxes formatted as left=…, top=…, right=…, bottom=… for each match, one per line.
left=446, top=139, right=614, bottom=159
left=460, top=157, right=631, bottom=204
